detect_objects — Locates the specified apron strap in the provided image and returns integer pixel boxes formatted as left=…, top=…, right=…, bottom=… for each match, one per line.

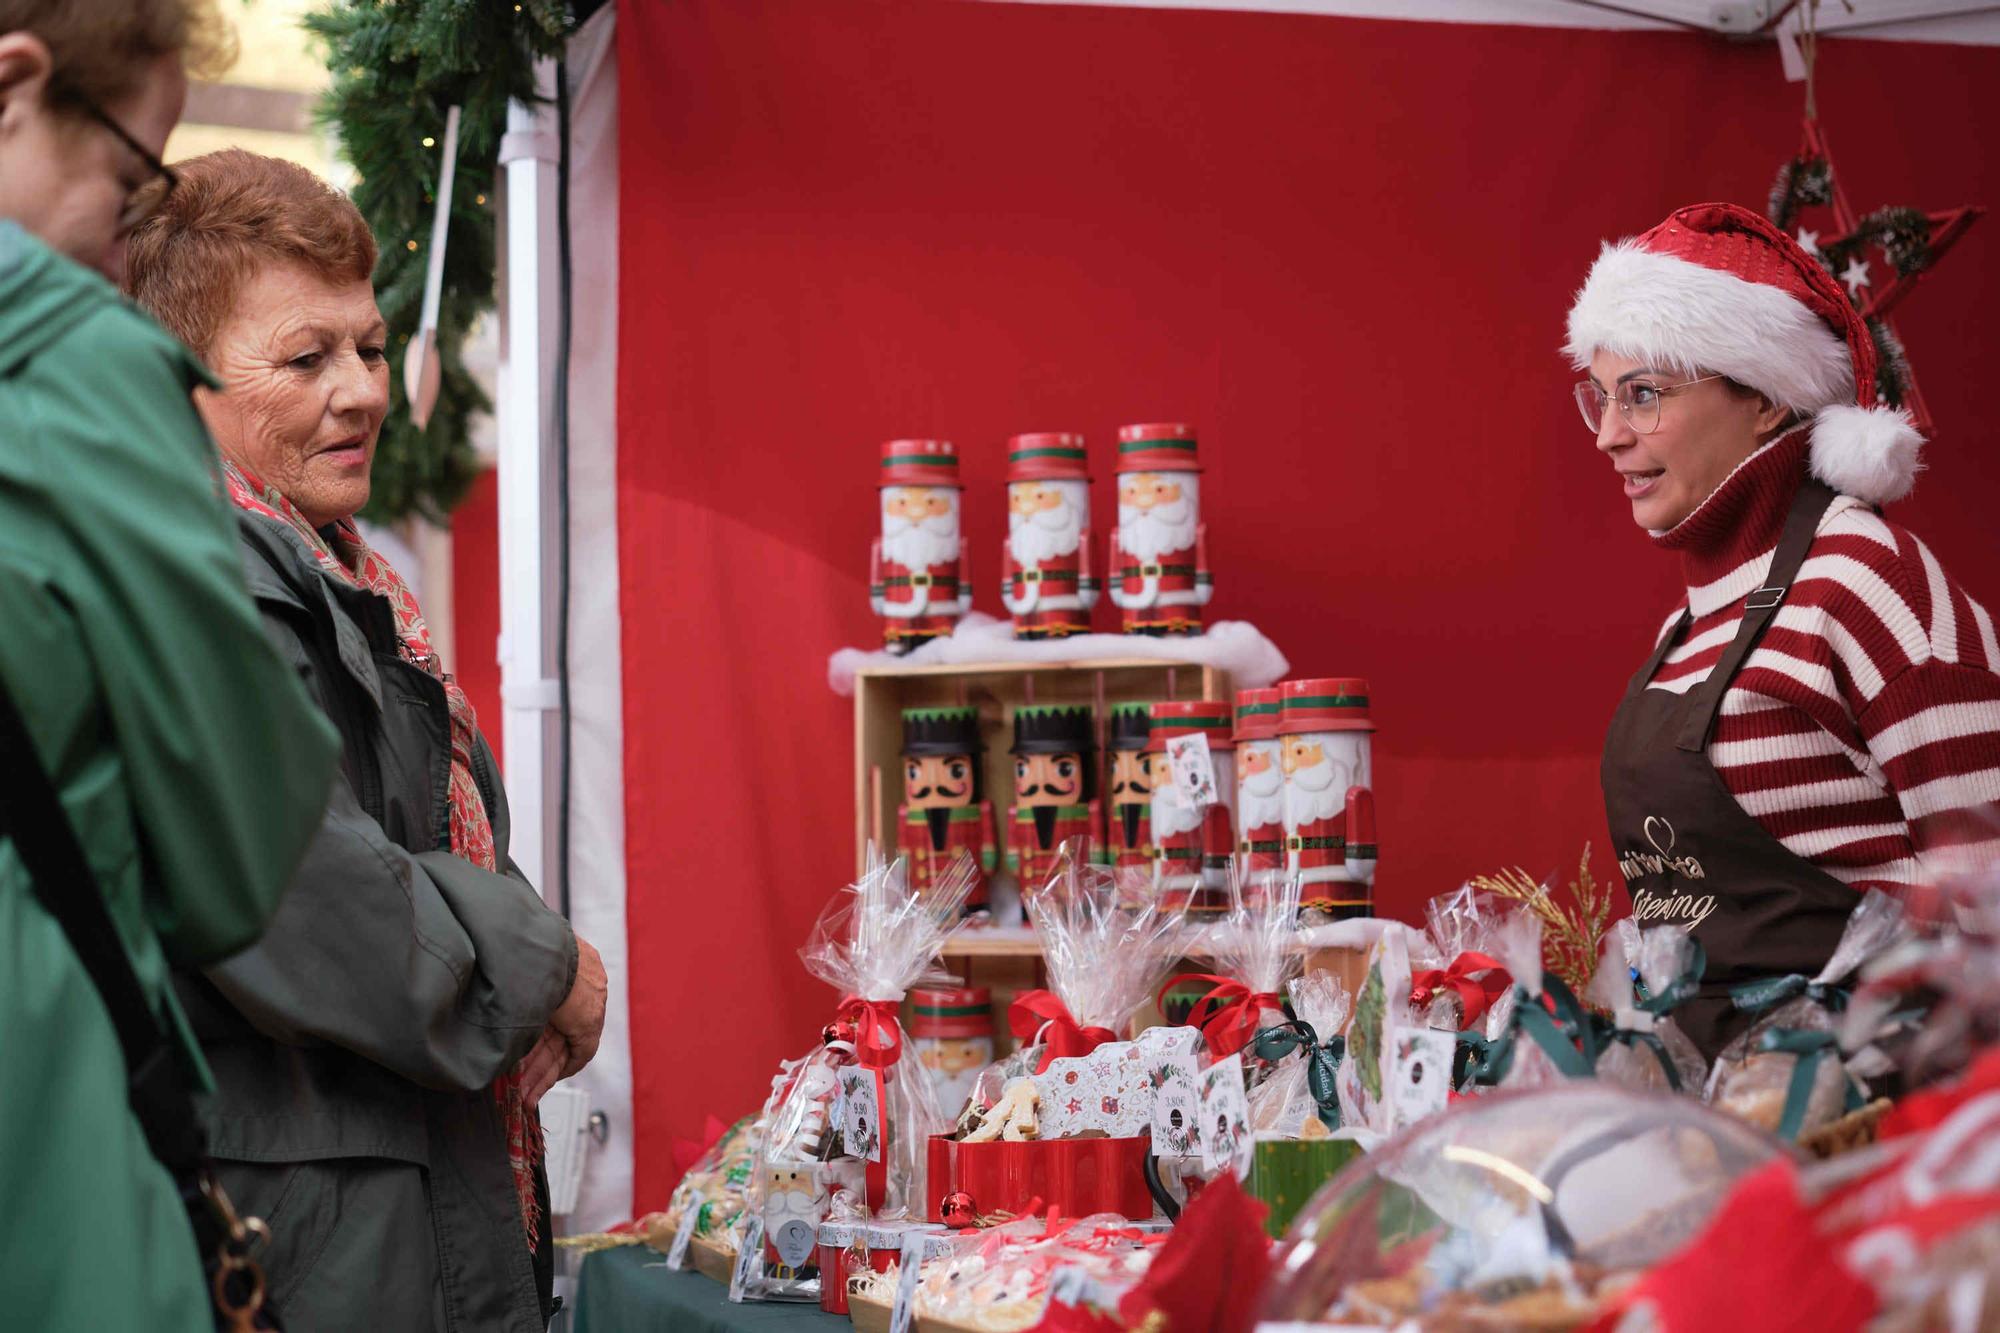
left=1675, top=479, right=1837, bottom=753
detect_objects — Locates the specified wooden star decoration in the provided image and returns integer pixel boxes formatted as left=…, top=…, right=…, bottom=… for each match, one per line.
left=1774, top=118, right=1983, bottom=435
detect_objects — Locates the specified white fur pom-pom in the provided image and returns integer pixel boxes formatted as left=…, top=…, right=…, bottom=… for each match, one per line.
left=1809, top=403, right=1926, bottom=505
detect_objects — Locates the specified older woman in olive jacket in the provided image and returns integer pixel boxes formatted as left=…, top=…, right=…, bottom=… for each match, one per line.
left=127, top=150, right=607, bottom=1332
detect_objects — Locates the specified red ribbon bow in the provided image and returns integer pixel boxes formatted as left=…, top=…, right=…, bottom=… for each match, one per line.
left=1008, top=990, right=1117, bottom=1073
left=1159, top=973, right=1282, bottom=1058
left=1409, top=951, right=1511, bottom=1030
left=835, top=996, right=906, bottom=1069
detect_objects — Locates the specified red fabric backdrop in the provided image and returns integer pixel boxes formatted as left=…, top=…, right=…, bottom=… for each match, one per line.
left=615, top=0, right=2000, bottom=1207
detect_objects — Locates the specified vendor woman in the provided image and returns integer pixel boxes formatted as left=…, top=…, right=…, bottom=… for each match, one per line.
left=1566, top=202, right=2000, bottom=1057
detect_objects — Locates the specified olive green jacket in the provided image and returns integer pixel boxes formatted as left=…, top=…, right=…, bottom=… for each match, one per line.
left=0, top=223, right=340, bottom=1328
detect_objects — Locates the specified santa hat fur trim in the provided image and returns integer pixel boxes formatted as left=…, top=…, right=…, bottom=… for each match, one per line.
left=1564, top=240, right=1855, bottom=412
left=1565, top=204, right=1928, bottom=506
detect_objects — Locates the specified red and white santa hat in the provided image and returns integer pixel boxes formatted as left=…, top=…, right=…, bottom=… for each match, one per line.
left=1564, top=201, right=1924, bottom=504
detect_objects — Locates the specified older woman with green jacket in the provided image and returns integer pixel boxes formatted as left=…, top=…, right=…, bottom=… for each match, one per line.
left=0, top=3, right=339, bottom=1327
left=127, top=149, right=607, bottom=1332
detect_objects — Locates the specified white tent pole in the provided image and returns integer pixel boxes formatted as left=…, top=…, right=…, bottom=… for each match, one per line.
left=495, top=62, right=564, bottom=899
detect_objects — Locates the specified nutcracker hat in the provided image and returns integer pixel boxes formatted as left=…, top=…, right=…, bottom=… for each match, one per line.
left=1564, top=201, right=1924, bottom=504
left=1233, top=687, right=1284, bottom=743
left=879, top=438, right=961, bottom=488
left=1278, top=677, right=1374, bottom=735
left=1145, top=700, right=1235, bottom=754
left=902, top=706, right=982, bottom=757
left=1114, top=423, right=1202, bottom=475
left=1010, top=703, right=1096, bottom=756
left=1006, top=432, right=1091, bottom=484
left=1108, top=701, right=1155, bottom=753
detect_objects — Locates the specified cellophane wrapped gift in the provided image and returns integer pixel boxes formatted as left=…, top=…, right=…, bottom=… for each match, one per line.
left=1409, top=886, right=1515, bottom=1032
left=747, top=851, right=973, bottom=1298
left=854, top=1212, right=1167, bottom=1333
left=1706, top=888, right=1911, bottom=1139
left=962, top=849, right=1188, bottom=1132
left=1472, top=909, right=1591, bottom=1091
left=1259, top=1085, right=1787, bottom=1332
left=665, top=1114, right=759, bottom=1250
left=1249, top=968, right=1351, bottom=1137
left=1200, top=868, right=1306, bottom=1059
left=1586, top=927, right=1708, bottom=1095
left=1591, top=1048, right=2000, bottom=1333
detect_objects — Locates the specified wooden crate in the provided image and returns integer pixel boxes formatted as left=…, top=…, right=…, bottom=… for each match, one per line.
left=853, top=656, right=1232, bottom=870
left=856, top=657, right=1231, bottom=1050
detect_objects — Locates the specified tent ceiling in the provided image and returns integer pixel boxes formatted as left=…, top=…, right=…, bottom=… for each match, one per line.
left=995, top=0, right=2000, bottom=43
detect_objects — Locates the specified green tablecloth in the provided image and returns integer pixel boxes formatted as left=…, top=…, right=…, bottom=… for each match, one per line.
left=574, top=1246, right=854, bottom=1332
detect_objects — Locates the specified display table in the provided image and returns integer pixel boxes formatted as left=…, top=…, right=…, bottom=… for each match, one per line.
left=574, top=1246, right=852, bottom=1333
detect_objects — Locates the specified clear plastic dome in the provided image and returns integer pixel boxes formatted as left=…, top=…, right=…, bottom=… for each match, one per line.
left=1261, top=1084, right=1789, bottom=1329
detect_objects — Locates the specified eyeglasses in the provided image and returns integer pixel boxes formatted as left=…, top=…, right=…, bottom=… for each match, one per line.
left=1574, top=373, right=1726, bottom=436
left=77, top=97, right=179, bottom=230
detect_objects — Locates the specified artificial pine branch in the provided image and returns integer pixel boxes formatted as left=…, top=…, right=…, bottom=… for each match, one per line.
left=302, top=0, right=569, bottom=522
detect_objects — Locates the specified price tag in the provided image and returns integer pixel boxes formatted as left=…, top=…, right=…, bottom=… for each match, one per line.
left=664, top=1199, right=700, bottom=1271
left=889, top=1235, right=928, bottom=1333
left=1166, top=732, right=1218, bottom=810
left=727, top=1214, right=766, bottom=1303
left=836, top=1066, right=885, bottom=1162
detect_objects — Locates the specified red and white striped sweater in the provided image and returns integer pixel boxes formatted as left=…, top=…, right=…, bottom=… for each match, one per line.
left=1646, top=428, right=2000, bottom=893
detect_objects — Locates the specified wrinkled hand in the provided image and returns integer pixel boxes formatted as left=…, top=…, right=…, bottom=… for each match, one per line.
left=519, top=935, right=607, bottom=1108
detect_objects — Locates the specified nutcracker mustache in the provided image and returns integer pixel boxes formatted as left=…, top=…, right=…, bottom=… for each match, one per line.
left=906, top=782, right=968, bottom=800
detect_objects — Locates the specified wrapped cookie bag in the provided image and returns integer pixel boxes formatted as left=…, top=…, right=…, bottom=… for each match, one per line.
left=1707, top=888, right=1912, bottom=1140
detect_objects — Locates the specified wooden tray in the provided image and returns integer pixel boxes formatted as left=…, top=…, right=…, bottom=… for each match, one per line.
left=850, top=1289, right=994, bottom=1333
left=654, top=1225, right=739, bottom=1287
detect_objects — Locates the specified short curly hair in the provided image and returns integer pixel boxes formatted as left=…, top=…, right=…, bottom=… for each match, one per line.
left=0, top=0, right=235, bottom=110
left=124, top=150, right=377, bottom=358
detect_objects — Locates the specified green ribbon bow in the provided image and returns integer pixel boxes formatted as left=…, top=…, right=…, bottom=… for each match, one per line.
left=1756, top=1027, right=1863, bottom=1141
left=1459, top=974, right=1596, bottom=1088
left=1634, top=940, right=1708, bottom=1017
left=1250, top=1020, right=1346, bottom=1130
left=1730, top=973, right=1849, bottom=1015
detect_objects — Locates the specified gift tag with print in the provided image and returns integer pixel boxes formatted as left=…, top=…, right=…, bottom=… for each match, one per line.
left=1143, top=1026, right=1205, bottom=1158
left=836, top=1066, right=884, bottom=1162
left=665, top=1199, right=701, bottom=1271
left=1199, top=1053, right=1253, bottom=1178
left=1388, top=1028, right=1457, bottom=1131
left=890, top=1234, right=930, bottom=1333
left=727, top=1214, right=766, bottom=1302
left=1166, top=732, right=1219, bottom=810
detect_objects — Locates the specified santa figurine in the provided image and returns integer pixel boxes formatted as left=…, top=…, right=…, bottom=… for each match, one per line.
left=1108, top=423, right=1212, bottom=636
left=1233, top=687, right=1286, bottom=902
left=1001, top=433, right=1098, bottom=639
left=1147, top=701, right=1237, bottom=916
left=1004, top=704, right=1104, bottom=906
left=1105, top=701, right=1159, bottom=872
left=761, top=1161, right=829, bottom=1282
left=896, top=706, right=996, bottom=916
left=1278, top=677, right=1377, bottom=920
left=870, top=438, right=970, bottom=654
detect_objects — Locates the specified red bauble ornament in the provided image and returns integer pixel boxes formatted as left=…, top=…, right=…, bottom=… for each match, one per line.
left=941, top=1190, right=977, bottom=1227
left=823, top=1018, right=856, bottom=1048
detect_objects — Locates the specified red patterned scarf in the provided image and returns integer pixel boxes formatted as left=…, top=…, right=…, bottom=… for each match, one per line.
left=223, top=461, right=543, bottom=1250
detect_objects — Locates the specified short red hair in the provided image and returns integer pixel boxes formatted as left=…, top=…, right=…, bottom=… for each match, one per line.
left=125, top=149, right=376, bottom=357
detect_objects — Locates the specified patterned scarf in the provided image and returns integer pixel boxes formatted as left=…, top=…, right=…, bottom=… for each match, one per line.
left=223, top=461, right=543, bottom=1251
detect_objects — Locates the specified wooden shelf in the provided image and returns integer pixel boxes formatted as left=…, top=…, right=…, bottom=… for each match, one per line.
left=852, top=655, right=1224, bottom=681
left=938, top=929, right=1046, bottom=958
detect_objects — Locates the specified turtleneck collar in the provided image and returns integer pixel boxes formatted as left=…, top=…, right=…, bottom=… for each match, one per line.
left=1651, top=425, right=1812, bottom=617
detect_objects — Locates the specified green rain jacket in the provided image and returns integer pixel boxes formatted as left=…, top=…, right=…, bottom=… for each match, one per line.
left=0, top=224, right=339, bottom=1329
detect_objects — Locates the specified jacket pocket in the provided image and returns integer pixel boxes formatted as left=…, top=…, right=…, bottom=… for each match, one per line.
left=217, top=1160, right=342, bottom=1310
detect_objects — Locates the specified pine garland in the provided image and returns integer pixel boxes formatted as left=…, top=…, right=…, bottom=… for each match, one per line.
left=303, top=0, right=570, bottom=522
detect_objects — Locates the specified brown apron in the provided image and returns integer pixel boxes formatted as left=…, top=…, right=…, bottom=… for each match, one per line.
left=1600, top=478, right=1858, bottom=1060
